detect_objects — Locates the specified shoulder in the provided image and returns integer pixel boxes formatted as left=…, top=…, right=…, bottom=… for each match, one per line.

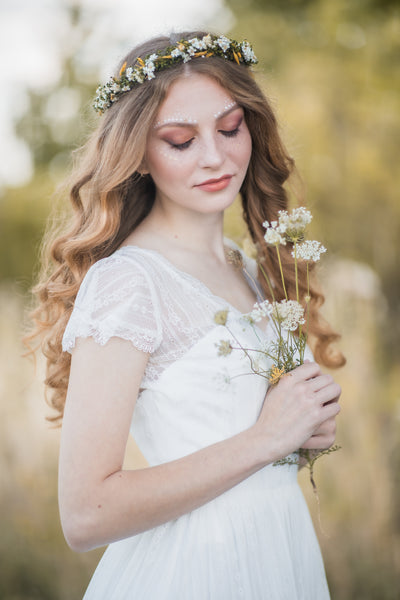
left=75, top=247, right=161, bottom=307
left=63, top=247, right=164, bottom=354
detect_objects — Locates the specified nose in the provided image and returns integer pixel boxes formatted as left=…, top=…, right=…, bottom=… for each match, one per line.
left=197, top=133, right=224, bottom=170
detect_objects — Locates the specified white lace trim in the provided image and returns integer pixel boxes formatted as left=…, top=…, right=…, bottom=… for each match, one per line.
left=62, top=243, right=258, bottom=388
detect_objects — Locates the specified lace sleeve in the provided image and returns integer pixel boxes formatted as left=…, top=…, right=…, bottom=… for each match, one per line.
left=62, top=253, right=162, bottom=354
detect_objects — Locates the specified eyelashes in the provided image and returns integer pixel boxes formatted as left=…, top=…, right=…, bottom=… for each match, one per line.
left=170, top=138, right=194, bottom=151
left=220, top=126, right=241, bottom=139
left=167, top=122, right=242, bottom=152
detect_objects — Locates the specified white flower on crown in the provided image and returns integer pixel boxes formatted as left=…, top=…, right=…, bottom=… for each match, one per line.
left=241, top=41, right=257, bottom=63
left=134, top=70, right=144, bottom=83
left=125, top=67, right=134, bottom=80
left=110, top=81, right=121, bottom=93
left=189, top=37, right=207, bottom=50
left=203, top=34, right=213, bottom=48
left=216, top=35, right=231, bottom=52
left=143, top=61, right=156, bottom=79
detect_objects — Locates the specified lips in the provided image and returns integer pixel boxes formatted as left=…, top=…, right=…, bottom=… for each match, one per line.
left=195, top=175, right=233, bottom=192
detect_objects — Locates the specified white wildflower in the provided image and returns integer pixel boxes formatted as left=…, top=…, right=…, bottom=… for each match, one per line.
left=278, top=207, right=313, bottom=240
left=245, top=300, right=273, bottom=323
left=216, top=340, right=233, bottom=356
left=263, top=219, right=287, bottom=245
left=293, top=240, right=327, bottom=262
left=110, top=81, right=121, bottom=93
left=272, top=300, right=305, bottom=331
left=264, top=227, right=286, bottom=246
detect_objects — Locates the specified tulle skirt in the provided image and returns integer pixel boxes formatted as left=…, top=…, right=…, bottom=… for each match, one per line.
left=83, top=468, right=330, bottom=600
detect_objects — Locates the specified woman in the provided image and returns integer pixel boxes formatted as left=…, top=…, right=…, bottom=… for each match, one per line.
left=31, top=32, right=344, bottom=599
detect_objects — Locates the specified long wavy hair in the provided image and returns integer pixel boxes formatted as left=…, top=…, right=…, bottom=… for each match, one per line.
left=27, top=31, right=345, bottom=423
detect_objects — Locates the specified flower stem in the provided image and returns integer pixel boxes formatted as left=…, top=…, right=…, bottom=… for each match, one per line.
left=306, top=262, right=311, bottom=332
left=275, top=245, right=288, bottom=300
left=258, top=262, right=276, bottom=302
left=294, top=241, right=299, bottom=303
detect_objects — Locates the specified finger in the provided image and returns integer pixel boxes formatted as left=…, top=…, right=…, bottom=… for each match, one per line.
left=320, top=396, right=341, bottom=418
left=311, top=417, right=336, bottom=437
left=307, top=373, right=334, bottom=393
left=286, top=361, right=321, bottom=382
left=315, top=382, right=342, bottom=406
left=302, top=436, right=336, bottom=450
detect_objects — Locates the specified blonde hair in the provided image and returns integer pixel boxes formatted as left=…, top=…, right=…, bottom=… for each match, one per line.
left=27, top=31, right=345, bottom=423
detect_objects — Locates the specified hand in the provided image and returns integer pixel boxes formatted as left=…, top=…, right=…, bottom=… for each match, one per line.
left=300, top=412, right=338, bottom=450
left=253, top=362, right=341, bottom=463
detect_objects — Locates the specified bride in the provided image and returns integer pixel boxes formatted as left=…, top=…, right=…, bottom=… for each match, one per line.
left=30, top=32, right=344, bottom=599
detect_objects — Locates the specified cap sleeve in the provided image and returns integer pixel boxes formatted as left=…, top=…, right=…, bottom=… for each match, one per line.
left=62, top=253, right=162, bottom=354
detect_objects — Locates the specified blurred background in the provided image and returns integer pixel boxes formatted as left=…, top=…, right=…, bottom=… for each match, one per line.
left=1, top=0, right=399, bottom=598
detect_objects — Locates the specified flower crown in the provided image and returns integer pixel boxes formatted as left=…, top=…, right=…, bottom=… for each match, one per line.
left=93, top=34, right=258, bottom=114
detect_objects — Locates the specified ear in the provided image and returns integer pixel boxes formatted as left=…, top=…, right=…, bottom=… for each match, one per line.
left=138, top=157, right=149, bottom=176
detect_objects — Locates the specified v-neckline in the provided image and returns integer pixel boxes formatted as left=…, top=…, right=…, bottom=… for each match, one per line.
left=115, top=244, right=264, bottom=319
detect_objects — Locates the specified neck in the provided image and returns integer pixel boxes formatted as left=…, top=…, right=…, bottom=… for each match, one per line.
left=144, top=200, right=227, bottom=262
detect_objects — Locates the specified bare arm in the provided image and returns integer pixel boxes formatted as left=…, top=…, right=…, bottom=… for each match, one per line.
left=59, top=337, right=340, bottom=552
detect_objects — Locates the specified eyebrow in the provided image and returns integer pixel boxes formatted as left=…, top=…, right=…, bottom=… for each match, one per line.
left=154, top=103, right=240, bottom=130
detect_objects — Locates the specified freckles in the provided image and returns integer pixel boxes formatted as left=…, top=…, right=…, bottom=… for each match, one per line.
left=227, top=133, right=251, bottom=152
left=158, top=147, right=182, bottom=162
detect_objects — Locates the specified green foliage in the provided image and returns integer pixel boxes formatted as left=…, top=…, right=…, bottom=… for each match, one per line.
left=0, top=174, right=54, bottom=289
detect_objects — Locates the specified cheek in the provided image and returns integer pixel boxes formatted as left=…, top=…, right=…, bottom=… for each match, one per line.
left=149, top=141, right=193, bottom=167
left=146, top=145, right=190, bottom=187
left=158, top=148, right=182, bottom=163
left=228, top=130, right=252, bottom=168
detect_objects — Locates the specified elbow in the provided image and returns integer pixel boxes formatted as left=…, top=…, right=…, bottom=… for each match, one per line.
left=60, top=507, right=102, bottom=553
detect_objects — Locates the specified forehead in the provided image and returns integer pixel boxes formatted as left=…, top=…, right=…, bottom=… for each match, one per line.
left=156, top=73, right=234, bottom=119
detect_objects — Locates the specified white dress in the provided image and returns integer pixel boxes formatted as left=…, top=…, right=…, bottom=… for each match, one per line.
left=62, top=244, right=330, bottom=600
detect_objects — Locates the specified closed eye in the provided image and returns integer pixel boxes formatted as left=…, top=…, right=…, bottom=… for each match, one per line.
left=169, top=138, right=194, bottom=151
left=220, top=126, right=240, bottom=138
left=167, top=117, right=242, bottom=150
left=219, top=116, right=243, bottom=138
